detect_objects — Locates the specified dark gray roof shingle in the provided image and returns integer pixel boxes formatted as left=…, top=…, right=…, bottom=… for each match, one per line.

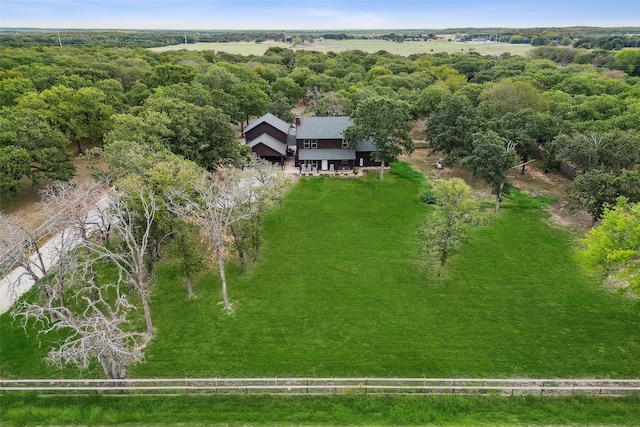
left=246, top=133, right=287, bottom=156
left=244, top=113, right=292, bottom=136
left=296, top=117, right=353, bottom=140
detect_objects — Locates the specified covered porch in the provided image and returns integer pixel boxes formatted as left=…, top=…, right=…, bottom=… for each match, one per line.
left=297, top=148, right=358, bottom=174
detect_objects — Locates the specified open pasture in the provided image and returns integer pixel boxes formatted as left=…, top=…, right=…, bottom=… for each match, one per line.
left=133, top=171, right=639, bottom=379
left=2, top=169, right=639, bottom=381
left=2, top=167, right=640, bottom=425
left=149, top=39, right=534, bottom=56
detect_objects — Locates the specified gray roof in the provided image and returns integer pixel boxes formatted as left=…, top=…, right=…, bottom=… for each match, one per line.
left=246, top=133, right=287, bottom=156
left=244, top=113, right=292, bottom=136
left=298, top=148, right=356, bottom=161
left=286, top=130, right=296, bottom=146
left=296, top=116, right=353, bottom=140
left=355, top=140, right=376, bottom=152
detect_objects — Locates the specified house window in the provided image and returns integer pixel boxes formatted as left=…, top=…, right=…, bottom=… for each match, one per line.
left=303, top=140, right=310, bottom=148
left=341, top=159, right=348, bottom=164
left=342, top=139, right=349, bottom=149
left=304, top=139, right=317, bottom=148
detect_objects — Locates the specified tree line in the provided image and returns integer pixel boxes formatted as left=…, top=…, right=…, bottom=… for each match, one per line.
left=1, top=27, right=639, bottom=49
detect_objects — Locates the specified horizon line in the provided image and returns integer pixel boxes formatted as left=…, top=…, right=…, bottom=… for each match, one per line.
left=3, top=25, right=640, bottom=32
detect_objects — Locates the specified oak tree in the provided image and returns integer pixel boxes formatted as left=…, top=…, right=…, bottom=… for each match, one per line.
left=345, top=96, right=415, bottom=179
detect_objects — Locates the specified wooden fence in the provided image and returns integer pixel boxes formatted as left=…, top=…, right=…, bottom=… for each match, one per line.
left=2, top=378, right=639, bottom=396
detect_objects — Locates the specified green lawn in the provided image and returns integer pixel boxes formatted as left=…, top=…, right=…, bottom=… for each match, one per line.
left=149, top=39, right=534, bottom=56
left=132, top=171, right=639, bottom=379
left=3, top=393, right=640, bottom=426
left=2, top=170, right=639, bottom=380
left=2, top=168, right=640, bottom=425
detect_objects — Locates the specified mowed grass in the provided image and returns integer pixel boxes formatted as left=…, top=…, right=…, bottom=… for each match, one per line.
left=3, top=169, right=640, bottom=426
left=149, top=39, right=533, bottom=56
left=133, top=171, right=639, bottom=378
left=2, top=169, right=639, bottom=381
left=3, top=393, right=640, bottom=426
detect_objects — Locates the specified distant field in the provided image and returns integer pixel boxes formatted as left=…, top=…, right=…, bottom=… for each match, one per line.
left=149, top=39, right=534, bottom=56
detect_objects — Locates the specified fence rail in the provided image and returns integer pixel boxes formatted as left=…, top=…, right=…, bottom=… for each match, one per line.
left=2, top=378, right=639, bottom=396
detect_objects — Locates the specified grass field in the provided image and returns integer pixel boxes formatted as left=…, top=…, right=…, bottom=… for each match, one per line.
left=2, top=168, right=639, bottom=380
left=3, top=393, right=640, bottom=426
left=2, top=166, right=640, bottom=425
left=149, top=39, right=534, bottom=56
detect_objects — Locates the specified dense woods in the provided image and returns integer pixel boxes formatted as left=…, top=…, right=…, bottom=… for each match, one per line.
left=1, top=30, right=639, bottom=210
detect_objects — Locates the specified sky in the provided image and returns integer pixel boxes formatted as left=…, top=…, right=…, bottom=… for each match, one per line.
left=1, top=0, right=638, bottom=30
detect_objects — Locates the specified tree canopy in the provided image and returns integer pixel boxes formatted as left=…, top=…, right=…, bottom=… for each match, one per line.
left=345, top=96, right=414, bottom=178
left=578, top=198, right=640, bottom=294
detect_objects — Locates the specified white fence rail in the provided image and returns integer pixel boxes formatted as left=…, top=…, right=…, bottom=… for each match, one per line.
left=2, top=378, right=640, bottom=396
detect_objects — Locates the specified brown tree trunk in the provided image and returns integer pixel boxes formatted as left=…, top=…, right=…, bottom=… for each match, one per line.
left=495, top=181, right=505, bottom=214
left=379, top=159, right=386, bottom=179
left=521, top=154, right=529, bottom=175
left=72, top=135, right=83, bottom=155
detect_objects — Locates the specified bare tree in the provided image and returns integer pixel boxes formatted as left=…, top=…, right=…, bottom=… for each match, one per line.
left=87, top=183, right=160, bottom=336
left=5, top=181, right=149, bottom=379
left=170, top=165, right=270, bottom=312
left=1, top=181, right=109, bottom=314
left=38, top=180, right=109, bottom=244
left=14, top=250, right=145, bottom=380
left=0, top=213, right=53, bottom=309
left=229, top=158, right=290, bottom=271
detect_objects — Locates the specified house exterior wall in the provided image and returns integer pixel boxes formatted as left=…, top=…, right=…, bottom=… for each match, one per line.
left=296, top=138, right=346, bottom=150
left=356, top=151, right=381, bottom=167
left=252, top=144, right=284, bottom=166
left=245, top=123, right=287, bottom=144
left=252, top=143, right=283, bottom=158
left=329, top=160, right=355, bottom=170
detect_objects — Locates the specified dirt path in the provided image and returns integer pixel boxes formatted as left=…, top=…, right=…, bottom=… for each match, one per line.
left=0, top=191, right=110, bottom=314
left=402, top=145, right=592, bottom=232
left=0, top=143, right=99, bottom=235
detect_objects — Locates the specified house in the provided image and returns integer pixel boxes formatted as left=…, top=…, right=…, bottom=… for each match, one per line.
left=244, top=114, right=381, bottom=173
left=243, top=113, right=295, bottom=166
left=294, top=116, right=380, bottom=172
